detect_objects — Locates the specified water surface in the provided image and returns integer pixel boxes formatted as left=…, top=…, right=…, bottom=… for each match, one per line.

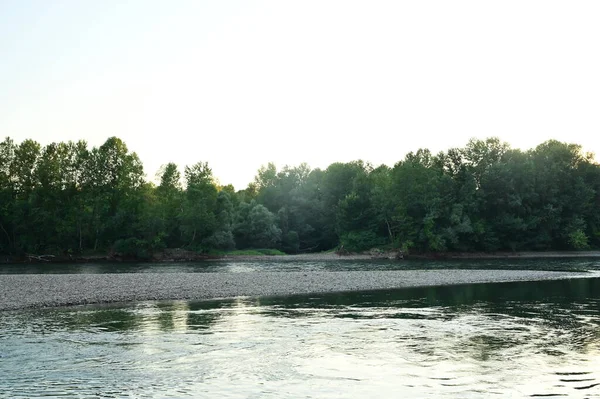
left=1, top=257, right=599, bottom=274
left=1, top=277, right=599, bottom=398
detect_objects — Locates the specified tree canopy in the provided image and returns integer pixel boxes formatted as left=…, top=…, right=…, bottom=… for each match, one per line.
left=0, top=136, right=598, bottom=258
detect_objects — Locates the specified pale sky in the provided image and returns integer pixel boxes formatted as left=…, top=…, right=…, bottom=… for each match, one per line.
left=1, top=1, right=599, bottom=189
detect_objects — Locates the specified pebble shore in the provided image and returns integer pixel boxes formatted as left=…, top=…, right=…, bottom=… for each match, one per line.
left=0, top=269, right=589, bottom=311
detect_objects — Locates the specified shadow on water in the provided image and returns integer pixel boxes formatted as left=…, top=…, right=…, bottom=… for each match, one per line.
left=253, top=276, right=600, bottom=310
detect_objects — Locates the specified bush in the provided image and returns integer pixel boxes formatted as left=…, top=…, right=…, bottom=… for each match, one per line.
left=339, top=231, right=386, bottom=252
left=569, top=230, right=589, bottom=250
left=203, top=230, right=236, bottom=250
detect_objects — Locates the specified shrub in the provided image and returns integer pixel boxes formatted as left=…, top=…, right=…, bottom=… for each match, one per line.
left=339, top=231, right=386, bottom=252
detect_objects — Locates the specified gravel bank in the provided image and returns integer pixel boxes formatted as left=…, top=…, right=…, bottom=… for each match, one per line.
left=0, top=270, right=591, bottom=311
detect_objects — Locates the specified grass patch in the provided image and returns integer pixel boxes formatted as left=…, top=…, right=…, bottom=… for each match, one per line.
left=208, top=248, right=287, bottom=256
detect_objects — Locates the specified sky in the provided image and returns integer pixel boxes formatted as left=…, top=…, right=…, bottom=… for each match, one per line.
left=1, top=1, right=599, bottom=189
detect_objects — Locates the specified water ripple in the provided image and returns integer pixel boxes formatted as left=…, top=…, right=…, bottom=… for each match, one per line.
left=1, top=278, right=600, bottom=398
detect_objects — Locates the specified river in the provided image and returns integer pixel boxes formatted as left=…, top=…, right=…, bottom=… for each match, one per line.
left=1, top=259, right=599, bottom=398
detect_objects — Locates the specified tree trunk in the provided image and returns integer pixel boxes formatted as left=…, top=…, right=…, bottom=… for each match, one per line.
left=0, top=220, right=11, bottom=247
left=385, top=218, right=394, bottom=244
left=188, top=228, right=197, bottom=247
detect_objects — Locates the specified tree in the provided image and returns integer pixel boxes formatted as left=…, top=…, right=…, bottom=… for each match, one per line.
left=81, top=137, right=145, bottom=251
left=233, top=201, right=281, bottom=249
left=389, top=150, right=453, bottom=252
left=155, top=163, right=184, bottom=247
left=1, top=135, right=599, bottom=257
left=203, top=190, right=236, bottom=250
left=180, top=162, right=218, bottom=249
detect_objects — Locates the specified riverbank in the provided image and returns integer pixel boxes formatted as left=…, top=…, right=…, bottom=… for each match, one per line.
left=215, top=250, right=600, bottom=262
left=0, top=269, right=593, bottom=311
left=408, top=251, right=600, bottom=260
left=4, top=250, right=600, bottom=264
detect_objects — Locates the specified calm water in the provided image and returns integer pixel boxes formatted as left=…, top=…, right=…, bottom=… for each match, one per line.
left=1, top=277, right=600, bottom=398
left=0, top=257, right=599, bottom=274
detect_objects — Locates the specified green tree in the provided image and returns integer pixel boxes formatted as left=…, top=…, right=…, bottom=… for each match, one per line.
left=233, top=201, right=281, bottom=249
left=180, top=162, right=218, bottom=249
left=155, top=163, right=184, bottom=247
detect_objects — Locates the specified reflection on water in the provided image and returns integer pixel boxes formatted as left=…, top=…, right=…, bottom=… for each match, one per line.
left=1, top=278, right=600, bottom=398
left=1, top=257, right=599, bottom=274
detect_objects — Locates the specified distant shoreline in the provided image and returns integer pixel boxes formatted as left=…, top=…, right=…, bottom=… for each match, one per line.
left=214, top=251, right=600, bottom=262
left=2, top=250, right=600, bottom=264
left=406, top=251, right=600, bottom=260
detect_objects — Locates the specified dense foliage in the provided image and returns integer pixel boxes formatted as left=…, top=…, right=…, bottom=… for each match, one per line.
left=1, top=136, right=599, bottom=257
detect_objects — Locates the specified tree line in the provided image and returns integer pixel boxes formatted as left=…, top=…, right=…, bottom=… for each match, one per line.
left=0, top=136, right=598, bottom=258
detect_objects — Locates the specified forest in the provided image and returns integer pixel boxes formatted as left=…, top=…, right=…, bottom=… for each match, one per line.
left=0, top=136, right=599, bottom=258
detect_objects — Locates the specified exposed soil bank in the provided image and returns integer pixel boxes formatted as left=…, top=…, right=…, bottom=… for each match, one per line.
left=0, top=269, right=592, bottom=311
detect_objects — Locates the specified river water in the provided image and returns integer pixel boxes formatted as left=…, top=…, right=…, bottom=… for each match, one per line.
left=1, top=260, right=599, bottom=398
left=0, top=257, right=599, bottom=274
